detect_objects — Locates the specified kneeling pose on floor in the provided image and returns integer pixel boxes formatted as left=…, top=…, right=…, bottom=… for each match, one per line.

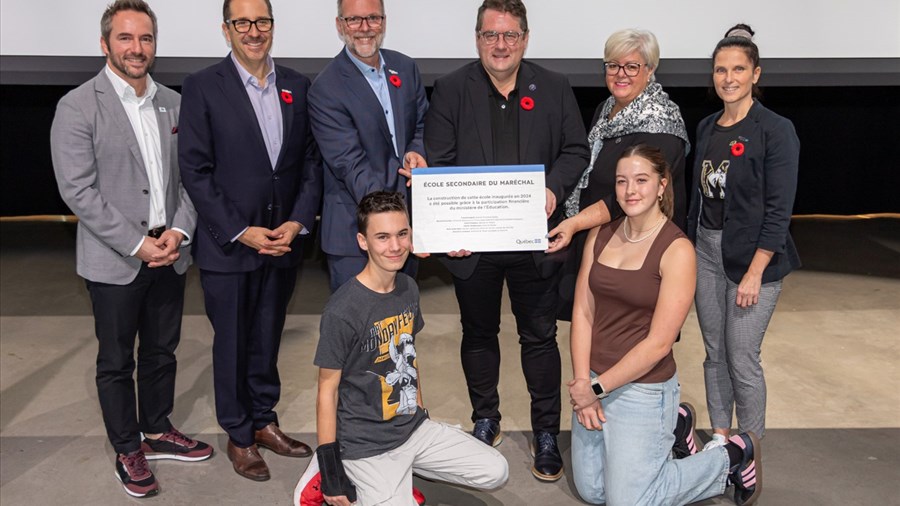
left=297, top=192, right=508, bottom=506
left=567, top=145, right=762, bottom=506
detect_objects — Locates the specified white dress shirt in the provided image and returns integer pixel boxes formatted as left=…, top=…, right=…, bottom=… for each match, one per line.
left=105, top=65, right=188, bottom=256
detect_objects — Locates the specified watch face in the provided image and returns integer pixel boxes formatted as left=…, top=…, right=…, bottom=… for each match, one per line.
left=591, top=382, right=604, bottom=396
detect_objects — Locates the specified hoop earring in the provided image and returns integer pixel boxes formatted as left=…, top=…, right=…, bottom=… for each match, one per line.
left=658, top=194, right=663, bottom=202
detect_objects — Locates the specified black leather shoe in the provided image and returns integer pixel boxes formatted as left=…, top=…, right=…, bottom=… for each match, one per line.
left=472, top=418, right=502, bottom=447
left=531, top=431, right=563, bottom=482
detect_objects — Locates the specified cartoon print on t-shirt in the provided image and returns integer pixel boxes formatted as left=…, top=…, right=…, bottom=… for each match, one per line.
left=701, top=159, right=728, bottom=199
left=386, top=333, right=418, bottom=415
left=365, top=303, right=419, bottom=420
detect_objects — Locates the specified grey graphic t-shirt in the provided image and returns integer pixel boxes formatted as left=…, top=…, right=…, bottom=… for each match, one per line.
left=314, top=273, right=427, bottom=460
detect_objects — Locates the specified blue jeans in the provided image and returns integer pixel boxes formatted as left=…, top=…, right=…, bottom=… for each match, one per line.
left=571, top=374, right=729, bottom=505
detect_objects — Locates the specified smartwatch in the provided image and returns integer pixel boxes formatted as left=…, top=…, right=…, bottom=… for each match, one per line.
left=590, top=377, right=608, bottom=400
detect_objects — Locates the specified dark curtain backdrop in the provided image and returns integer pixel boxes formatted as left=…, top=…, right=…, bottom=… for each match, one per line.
left=2, top=84, right=897, bottom=216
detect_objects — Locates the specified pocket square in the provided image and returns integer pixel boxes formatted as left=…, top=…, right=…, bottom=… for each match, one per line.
left=171, top=126, right=178, bottom=134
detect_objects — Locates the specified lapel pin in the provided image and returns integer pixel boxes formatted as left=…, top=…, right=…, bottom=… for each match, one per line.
left=158, top=106, right=166, bottom=112
left=528, top=83, right=536, bottom=91
left=389, top=75, right=402, bottom=88
left=520, top=96, right=534, bottom=111
left=280, top=89, right=293, bottom=104
left=171, top=126, right=178, bottom=134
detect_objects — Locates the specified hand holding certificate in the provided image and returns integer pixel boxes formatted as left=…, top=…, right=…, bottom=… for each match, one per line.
left=411, top=165, right=547, bottom=254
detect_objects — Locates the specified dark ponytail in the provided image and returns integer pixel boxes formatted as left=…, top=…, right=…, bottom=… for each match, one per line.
left=713, top=23, right=761, bottom=98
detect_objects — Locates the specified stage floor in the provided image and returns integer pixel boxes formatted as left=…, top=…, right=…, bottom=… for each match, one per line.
left=2, top=219, right=898, bottom=505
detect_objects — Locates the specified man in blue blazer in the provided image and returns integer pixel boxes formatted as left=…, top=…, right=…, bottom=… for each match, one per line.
left=178, top=0, right=322, bottom=481
left=424, top=0, right=588, bottom=483
left=309, top=0, right=428, bottom=292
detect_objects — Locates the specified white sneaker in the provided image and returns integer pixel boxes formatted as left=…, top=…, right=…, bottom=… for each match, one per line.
left=703, top=433, right=728, bottom=451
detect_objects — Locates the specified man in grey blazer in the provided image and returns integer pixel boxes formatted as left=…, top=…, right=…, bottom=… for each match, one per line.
left=50, top=0, right=211, bottom=498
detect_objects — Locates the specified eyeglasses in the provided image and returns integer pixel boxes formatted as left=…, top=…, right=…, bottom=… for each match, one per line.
left=227, top=18, right=274, bottom=33
left=478, top=30, right=526, bottom=46
left=604, top=62, right=644, bottom=77
left=340, top=15, right=385, bottom=29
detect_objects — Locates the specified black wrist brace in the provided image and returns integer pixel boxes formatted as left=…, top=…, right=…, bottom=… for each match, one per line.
left=316, top=442, right=357, bottom=502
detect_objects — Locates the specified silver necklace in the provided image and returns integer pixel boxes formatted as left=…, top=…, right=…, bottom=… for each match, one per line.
left=623, top=215, right=666, bottom=243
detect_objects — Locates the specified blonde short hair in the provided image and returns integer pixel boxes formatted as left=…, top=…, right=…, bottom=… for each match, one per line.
left=604, top=29, right=660, bottom=75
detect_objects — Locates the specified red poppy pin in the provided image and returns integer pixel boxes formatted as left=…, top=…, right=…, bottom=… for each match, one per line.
left=280, top=89, right=293, bottom=104
left=731, top=141, right=745, bottom=157
left=389, top=75, right=402, bottom=88
left=520, top=96, right=535, bottom=111
left=171, top=126, right=178, bottom=134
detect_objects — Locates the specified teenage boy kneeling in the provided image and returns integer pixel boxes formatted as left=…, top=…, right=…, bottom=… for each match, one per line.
left=297, top=191, right=508, bottom=506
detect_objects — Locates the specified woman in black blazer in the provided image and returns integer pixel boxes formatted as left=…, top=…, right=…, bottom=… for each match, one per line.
left=686, top=24, right=801, bottom=459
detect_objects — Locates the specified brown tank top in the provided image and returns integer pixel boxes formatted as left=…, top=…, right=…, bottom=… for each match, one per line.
left=588, top=218, right=685, bottom=383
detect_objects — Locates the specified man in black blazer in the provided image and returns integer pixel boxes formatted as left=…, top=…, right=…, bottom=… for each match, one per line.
left=178, top=0, right=322, bottom=482
left=424, top=0, right=588, bottom=482
left=309, top=0, right=428, bottom=292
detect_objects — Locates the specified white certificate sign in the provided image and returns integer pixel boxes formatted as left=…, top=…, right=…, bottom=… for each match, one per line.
left=411, top=165, right=547, bottom=253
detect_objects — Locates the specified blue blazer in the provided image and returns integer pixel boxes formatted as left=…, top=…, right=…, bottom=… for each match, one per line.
left=309, top=48, right=428, bottom=257
left=424, top=60, right=589, bottom=279
left=178, top=56, right=323, bottom=272
left=687, top=101, right=801, bottom=284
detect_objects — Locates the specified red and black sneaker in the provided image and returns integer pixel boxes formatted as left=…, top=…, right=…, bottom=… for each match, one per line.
left=727, top=432, right=762, bottom=505
left=115, top=449, right=159, bottom=498
left=142, top=428, right=213, bottom=462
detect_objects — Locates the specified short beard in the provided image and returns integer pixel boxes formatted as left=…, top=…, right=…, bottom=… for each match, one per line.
left=109, top=53, right=154, bottom=80
left=342, top=32, right=382, bottom=61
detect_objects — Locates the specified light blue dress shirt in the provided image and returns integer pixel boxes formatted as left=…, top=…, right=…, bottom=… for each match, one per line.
left=345, top=47, right=399, bottom=157
left=231, top=53, right=283, bottom=169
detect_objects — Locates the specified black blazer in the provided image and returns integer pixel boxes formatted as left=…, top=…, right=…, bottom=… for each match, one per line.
left=687, top=101, right=801, bottom=284
left=179, top=56, right=323, bottom=272
left=424, top=60, right=589, bottom=279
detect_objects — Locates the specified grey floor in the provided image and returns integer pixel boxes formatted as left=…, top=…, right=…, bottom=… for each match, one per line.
left=1, top=219, right=899, bottom=505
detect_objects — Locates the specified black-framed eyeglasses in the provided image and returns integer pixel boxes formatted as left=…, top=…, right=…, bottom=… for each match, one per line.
left=604, top=62, right=644, bottom=77
left=340, top=15, right=385, bottom=29
left=227, top=18, right=274, bottom=33
left=478, top=30, right=526, bottom=46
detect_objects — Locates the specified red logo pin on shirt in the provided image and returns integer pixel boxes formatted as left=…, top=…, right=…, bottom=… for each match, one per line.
left=731, top=141, right=745, bottom=157
left=281, top=89, right=293, bottom=104
left=389, top=75, right=402, bottom=88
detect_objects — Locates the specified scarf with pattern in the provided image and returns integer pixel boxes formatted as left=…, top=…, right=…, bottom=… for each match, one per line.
left=564, top=81, right=690, bottom=217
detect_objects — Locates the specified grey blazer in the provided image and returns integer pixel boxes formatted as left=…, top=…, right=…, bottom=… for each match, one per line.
left=51, top=69, right=196, bottom=285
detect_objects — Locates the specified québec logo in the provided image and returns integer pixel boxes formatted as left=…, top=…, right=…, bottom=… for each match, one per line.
left=516, top=238, right=542, bottom=245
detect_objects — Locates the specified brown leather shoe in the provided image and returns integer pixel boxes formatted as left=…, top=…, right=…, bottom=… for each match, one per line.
left=226, top=440, right=270, bottom=481
left=254, top=423, right=312, bottom=458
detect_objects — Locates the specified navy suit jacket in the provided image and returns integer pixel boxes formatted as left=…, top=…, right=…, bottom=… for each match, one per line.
left=687, top=101, right=801, bottom=284
left=309, top=48, right=428, bottom=257
left=178, top=56, right=323, bottom=272
left=424, top=60, right=589, bottom=279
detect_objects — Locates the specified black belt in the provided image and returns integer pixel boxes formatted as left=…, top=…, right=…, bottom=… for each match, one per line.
left=148, top=226, right=166, bottom=239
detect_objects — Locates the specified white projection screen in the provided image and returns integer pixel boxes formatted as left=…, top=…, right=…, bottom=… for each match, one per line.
left=2, top=0, right=899, bottom=59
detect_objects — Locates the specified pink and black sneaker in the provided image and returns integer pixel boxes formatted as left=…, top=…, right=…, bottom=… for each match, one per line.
left=727, top=432, right=762, bottom=505
left=142, top=427, right=213, bottom=462
left=672, top=402, right=699, bottom=459
left=115, top=449, right=159, bottom=498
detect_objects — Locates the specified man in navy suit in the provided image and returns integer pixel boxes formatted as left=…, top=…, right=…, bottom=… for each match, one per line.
left=178, top=0, right=322, bottom=482
left=424, top=0, right=588, bottom=482
left=309, top=0, right=428, bottom=292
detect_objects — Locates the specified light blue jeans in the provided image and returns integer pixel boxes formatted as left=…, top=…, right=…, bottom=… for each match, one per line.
left=571, top=374, right=729, bottom=505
